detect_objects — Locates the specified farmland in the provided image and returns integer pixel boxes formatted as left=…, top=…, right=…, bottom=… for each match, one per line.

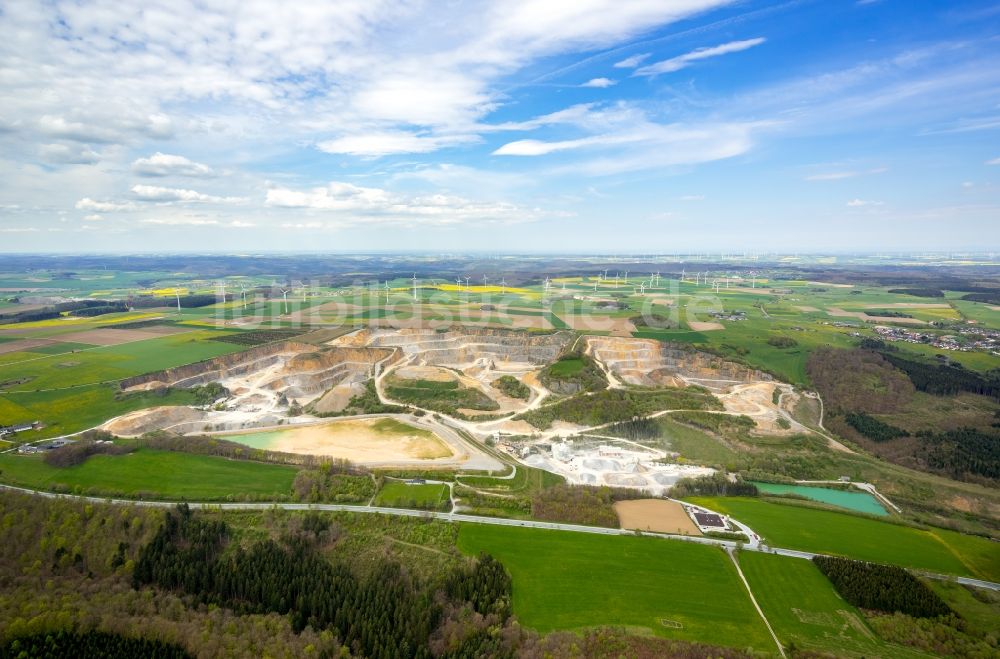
left=456, top=523, right=775, bottom=650
left=737, top=552, right=923, bottom=657
left=0, top=449, right=298, bottom=500
left=373, top=481, right=450, bottom=510
left=687, top=496, right=1000, bottom=581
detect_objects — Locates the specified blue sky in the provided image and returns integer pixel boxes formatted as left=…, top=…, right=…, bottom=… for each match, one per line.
left=0, top=0, right=998, bottom=253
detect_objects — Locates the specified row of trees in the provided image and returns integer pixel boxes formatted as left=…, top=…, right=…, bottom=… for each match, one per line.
left=813, top=556, right=952, bottom=618
left=604, top=417, right=661, bottom=440
left=670, top=473, right=758, bottom=498
left=133, top=505, right=512, bottom=659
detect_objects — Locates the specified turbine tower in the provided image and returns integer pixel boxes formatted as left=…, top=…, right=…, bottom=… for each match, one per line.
left=411, top=273, right=418, bottom=301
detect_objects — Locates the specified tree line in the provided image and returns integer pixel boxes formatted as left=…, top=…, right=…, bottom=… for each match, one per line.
left=812, top=556, right=953, bottom=618
left=881, top=353, right=1000, bottom=400
left=531, top=484, right=646, bottom=528
left=670, top=473, right=758, bottom=498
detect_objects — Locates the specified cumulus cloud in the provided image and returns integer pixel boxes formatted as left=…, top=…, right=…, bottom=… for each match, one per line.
left=130, top=185, right=243, bottom=203
left=847, top=198, right=883, bottom=206
left=634, top=38, right=766, bottom=76
left=132, top=153, right=215, bottom=177
left=581, top=77, right=616, bottom=88
left=75, top=198, right=139, bottom=212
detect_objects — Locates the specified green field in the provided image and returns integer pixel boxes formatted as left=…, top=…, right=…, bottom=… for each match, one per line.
left=374, top=481, right=450, bottom=509
left=0, top=449, right=298, bottom=500
left=738, top=552, right=922, bottom=657
left=687, top=497, right=999, bottom=581
left=546, top=357, right=585, bottom=377
left=456, top=524, right=775, bottom=650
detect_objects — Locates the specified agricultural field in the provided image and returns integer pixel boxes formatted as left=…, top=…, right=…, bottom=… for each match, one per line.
left=687, top=496, right=1000, bottom=581
left=0, top=449, right=298, bottom=500
left=737, top=552, right=923, bottom=658
left=456, top=523, right=776, bottom=650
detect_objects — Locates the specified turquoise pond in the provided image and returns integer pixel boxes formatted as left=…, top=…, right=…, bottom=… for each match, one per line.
left=751, top=482, right=888, bottom=516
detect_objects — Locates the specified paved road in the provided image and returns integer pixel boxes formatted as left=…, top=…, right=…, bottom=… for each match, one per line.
left=2, top=483, right=996, bottom=592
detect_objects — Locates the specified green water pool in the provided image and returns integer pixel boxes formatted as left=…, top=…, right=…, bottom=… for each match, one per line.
left=751, top=482, right=888, bottom=516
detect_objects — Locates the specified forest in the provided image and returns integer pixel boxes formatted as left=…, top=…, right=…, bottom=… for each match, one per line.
left=881, top=353, right=1000, bottom=400
left=0, top=630, right=190, bottom=658
left=812, top=556, right=953, bottom=618
left=133, top=505, right=511, bottom=659
left=843, top=412, right=910, bottom=442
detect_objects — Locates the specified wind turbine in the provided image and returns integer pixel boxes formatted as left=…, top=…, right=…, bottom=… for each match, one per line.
left=384, top=280, right=391, bottom=303
left=483, top=274, right=488, bottom=288
left=175, top=289, right=182, bottom=313
left=239, top=283, right=248, bottom=309
left=623, top=270, right=629, bottom=284
left=639, top=283, right=645, bottom=294
left=681, top=268, right=686, bottom=283
left=464, top=276, right=470, bottom=292
left=411, top=274, right=418, bottom=301
left=280, top=289, right=290, bottom=314
left=500, top=277, right=507, bottom=295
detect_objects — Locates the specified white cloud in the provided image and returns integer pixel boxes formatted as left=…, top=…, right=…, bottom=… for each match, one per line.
left=75, top=198, right=139, bottom=212
left=614, top=53, right=650, bottom=68
left=266, top=180, right=539, bottom=225
left=130, top=185, right=243, bottom=203
left=132, top=153, right=215, bottom=177
left=83, top=214, right=104, bottom=221
left=847, top=199, right=883, bottom=207
left=317, top=131, right=476, bottom=157
left=986, top=157, right=1000, bottom=165
left=634, top=37, right=766, bottom=76
left=492, top=102, right=759, bottom=174
left=581, top=77, right=616, bottom=88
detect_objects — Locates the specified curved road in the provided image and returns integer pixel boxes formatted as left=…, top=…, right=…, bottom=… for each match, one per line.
left=2, top=483, right=995, bottom=592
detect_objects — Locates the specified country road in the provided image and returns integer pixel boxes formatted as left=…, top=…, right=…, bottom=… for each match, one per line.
left=2, top=483, right=996, bottom=592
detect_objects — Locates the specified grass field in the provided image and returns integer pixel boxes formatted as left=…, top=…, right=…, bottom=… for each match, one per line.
left=738, top=552, right=922, bottom=658
left=456, top=524, right=775, bottom=650
left=373, top=481, right=450, bottom=509
left=687, top=497, right=999, bottom=581
left=0, top=449, right=298, bottom=500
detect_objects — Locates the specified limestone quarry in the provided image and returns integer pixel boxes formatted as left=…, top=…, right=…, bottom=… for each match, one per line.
left=102, top=328, right=812, bottom=481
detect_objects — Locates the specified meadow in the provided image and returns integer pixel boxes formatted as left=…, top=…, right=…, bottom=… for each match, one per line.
left=686, top=496, right=1000, bottom=581
left=456, top=523, right=775, bottom=650
left=737, top=552, right=923, bottom=658
left=373, top=481, right=450, bottom=510
left=0, top=448, right=298, bottom=500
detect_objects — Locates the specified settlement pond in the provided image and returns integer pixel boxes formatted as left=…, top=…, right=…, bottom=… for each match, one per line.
left=751, top=481, right=888, bottom=516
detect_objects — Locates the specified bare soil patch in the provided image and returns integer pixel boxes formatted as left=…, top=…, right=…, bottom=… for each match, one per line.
left=864, top=303, right=950, bottom=309
left=687, top=320, right=724, bottom=331
left=58, top=327, right=187, bottom=345
left=0, top=338, right=57, bottom=354
left=614, top=499, right=702, bottom=535
left=794, top=306, right=820, bottom=312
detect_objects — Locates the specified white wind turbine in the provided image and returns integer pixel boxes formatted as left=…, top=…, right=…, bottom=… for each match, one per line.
left=280, top=289, right=290, bottom=314
left=464, top=276, right=471, bottom=292
left=411, top=273, right=418, bottom=301
left=239, top=282, right=248, bottom=309
left=500, top=277, right=507, bottom=295
left=175, top=289, right=182, bottom=313
left=384, top=280, right=391, bottom=303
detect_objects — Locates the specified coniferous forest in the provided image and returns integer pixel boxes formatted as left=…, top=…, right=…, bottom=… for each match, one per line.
left=813, top=556, right=953, bottom=618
